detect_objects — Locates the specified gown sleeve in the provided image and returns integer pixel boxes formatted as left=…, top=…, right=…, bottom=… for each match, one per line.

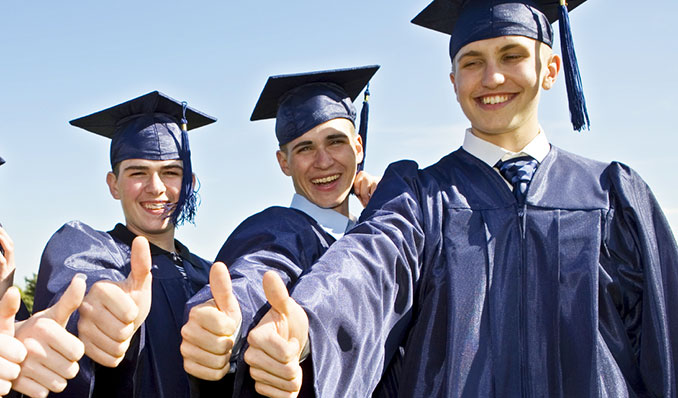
left=601, top=162, right=678, bottom=396
left=32, top=221, right=138, bottom=398
left=289, top=160, right=432, bottom=396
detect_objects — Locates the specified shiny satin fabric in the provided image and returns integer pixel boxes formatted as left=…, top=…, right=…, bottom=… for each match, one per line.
left=290, top=146, right=678, bottom=397
left=33, top=222, right=210, bottom=398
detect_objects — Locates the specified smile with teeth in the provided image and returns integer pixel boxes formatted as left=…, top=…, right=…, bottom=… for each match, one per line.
left=311, top=174, right=340, bottom=185
left=479, top=94, right=512, bottom=105
left=142, top=202, right=171, bottom=211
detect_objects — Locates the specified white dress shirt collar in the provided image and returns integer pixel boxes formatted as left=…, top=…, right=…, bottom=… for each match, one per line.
left=290, top=193, right=356, bottom=240
left=461, top=128, right=551, bottom=168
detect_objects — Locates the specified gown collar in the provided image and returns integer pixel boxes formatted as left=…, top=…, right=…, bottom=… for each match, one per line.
left=108, top=223, right=191, bottom=262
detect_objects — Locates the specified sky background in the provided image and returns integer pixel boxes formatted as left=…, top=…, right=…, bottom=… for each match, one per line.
left=1, top=1, right=677, bottom=286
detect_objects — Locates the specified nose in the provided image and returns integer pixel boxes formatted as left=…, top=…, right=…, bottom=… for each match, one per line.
left=145, top=172, right=166, bottom=195
left=313, top=147, right=334, bottom=169
left=481, top=62, right=505, bottom=88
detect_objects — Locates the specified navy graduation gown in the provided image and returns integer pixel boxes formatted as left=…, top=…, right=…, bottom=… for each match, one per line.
left=290, top=146, right=678, bottom=397
left=188, top=206, right=336, bottom=397
left=33, top=221, right=210, bottom=398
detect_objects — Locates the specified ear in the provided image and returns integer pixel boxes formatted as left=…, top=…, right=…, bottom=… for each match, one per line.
left=191, top=173, right=197, bottom=190
left=354, top=134, right=364, bottom=165
left=276, top=150, right=291, bottom=176
left=106, top=171, right=120, bottom=199
left=449, top=72, right=458, bottom=94
left=542, top=53, right=561, bottom=90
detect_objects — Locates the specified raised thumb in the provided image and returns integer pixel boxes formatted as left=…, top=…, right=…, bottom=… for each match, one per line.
left=0, top=286, right=20, bottom=335
left=47, top=274, right=87, bottom=326
left=210, top=262, right=238, bottom=315
left=262, top=271, right=291, bottom=318
left=125, top=236, right=152, bottom=293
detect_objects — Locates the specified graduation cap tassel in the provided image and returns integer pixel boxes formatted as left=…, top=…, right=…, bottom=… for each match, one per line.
left=357, top=84, right=370, bottom=172
left=172, top=101, right=198, bottom=226
left=558, top=0, right=590, bottom=131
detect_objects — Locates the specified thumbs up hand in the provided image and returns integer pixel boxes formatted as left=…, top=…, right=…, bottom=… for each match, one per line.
left=77, top=236, right=153, bottom=368
left=0, top=287, right=27, bottom=396
left=12, top=274, right=86, bottom=397
left=244, top=271, right=308, bottom=398
left=181, top=262, right=241, bottom=381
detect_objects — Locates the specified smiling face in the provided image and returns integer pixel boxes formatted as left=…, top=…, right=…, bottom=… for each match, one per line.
left=276, top=118, right=364, bottom=217
left=106, top=158, right=184, bottom=243
left=450, top=35, right=560, bottom=149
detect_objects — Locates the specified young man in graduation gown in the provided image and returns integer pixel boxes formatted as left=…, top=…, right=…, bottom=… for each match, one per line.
left=243, top=1, right=678, bottom=397
left=32, top=91, right=217, bottom=397
left=180, top=66, right=382, bottom=397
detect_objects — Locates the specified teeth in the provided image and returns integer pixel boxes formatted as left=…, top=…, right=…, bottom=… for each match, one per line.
left=312, top=175, right=340, bottom=184
left=481, top=95, right=510, bottom=105
left=143, top=202, right=167, bottom=210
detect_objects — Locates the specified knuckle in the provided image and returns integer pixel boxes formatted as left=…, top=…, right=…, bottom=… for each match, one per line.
left=281, top=363, right=299, bottom=379
left=64, top=361, right=80, bottom=379
left=254, top=383, right=267, bottom=395
left=49, top=377, right=68, bottom=393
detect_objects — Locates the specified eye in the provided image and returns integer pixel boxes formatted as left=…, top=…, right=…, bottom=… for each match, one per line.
left=461, top=59, right=481, bottom=69
left=296, top=146, right=312, bottom=153
left=503, top=53, right=525, bottom=63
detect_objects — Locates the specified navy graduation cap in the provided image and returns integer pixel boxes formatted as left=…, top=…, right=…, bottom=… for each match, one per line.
left=412, top=0, right=590, bottom=131
left=0, top=156, right=4, bottom=166
left=70, top=91, right=217, bottom=226
left=251, top=65, right=379, bottom=171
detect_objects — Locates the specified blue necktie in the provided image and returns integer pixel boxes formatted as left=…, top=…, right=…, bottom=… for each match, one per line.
left=495, top=156, right=539, bottom=204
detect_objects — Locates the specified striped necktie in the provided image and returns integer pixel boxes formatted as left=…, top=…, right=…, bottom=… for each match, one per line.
left=495, top=156, right=539, bottom=204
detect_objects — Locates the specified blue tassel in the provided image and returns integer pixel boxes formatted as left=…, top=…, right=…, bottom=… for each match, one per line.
left=357, top=84, right=370, bottom=172
left=171, top=101, right=198, bottom=226
left=558, top=4, right=590, bottom=131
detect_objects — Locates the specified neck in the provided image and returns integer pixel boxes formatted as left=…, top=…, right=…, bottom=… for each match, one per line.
left=125, top=224, right=176, bottom=252
left=471, top=123, right=540, bottom=153
left=330, top=198, right=350, bottom=217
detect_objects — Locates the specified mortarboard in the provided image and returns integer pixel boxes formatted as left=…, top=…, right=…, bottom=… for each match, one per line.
left=251, top=65, right=379, bottom=153
left=0, top=157, right=4, bottom=166
left=412, top=0, right=589, bottom=131
left=70, top=91, right=217, bottom=226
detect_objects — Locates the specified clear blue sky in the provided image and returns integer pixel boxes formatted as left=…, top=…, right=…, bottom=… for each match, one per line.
left=2, top=1, right=677, bottom=286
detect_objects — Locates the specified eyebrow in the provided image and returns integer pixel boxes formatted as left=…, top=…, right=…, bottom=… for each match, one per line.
left=498, top=43, right=525, bottom=53
left=121, top=165, right=150, bottom=172
left=457, top=43, right=527, bottom=61
left=326, top=133, right=349, bottom=141
left=291, top=140, right=314, bottom=151
left=121, top=163, right=183, bottom=172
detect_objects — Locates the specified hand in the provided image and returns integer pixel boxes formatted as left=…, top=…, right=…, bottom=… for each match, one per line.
left=0, top=287, right=27, bottom=396
left=0, top=227, right=16, bottom=296
left=244, top=271, right=308, bottom=398
left=181, top=262, right=241, bottom=380
left=353, top=171, right=380, bottom=207
left=77, top=236, right=152, bottom=367
left=13, top=275, right=86, bottom=397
